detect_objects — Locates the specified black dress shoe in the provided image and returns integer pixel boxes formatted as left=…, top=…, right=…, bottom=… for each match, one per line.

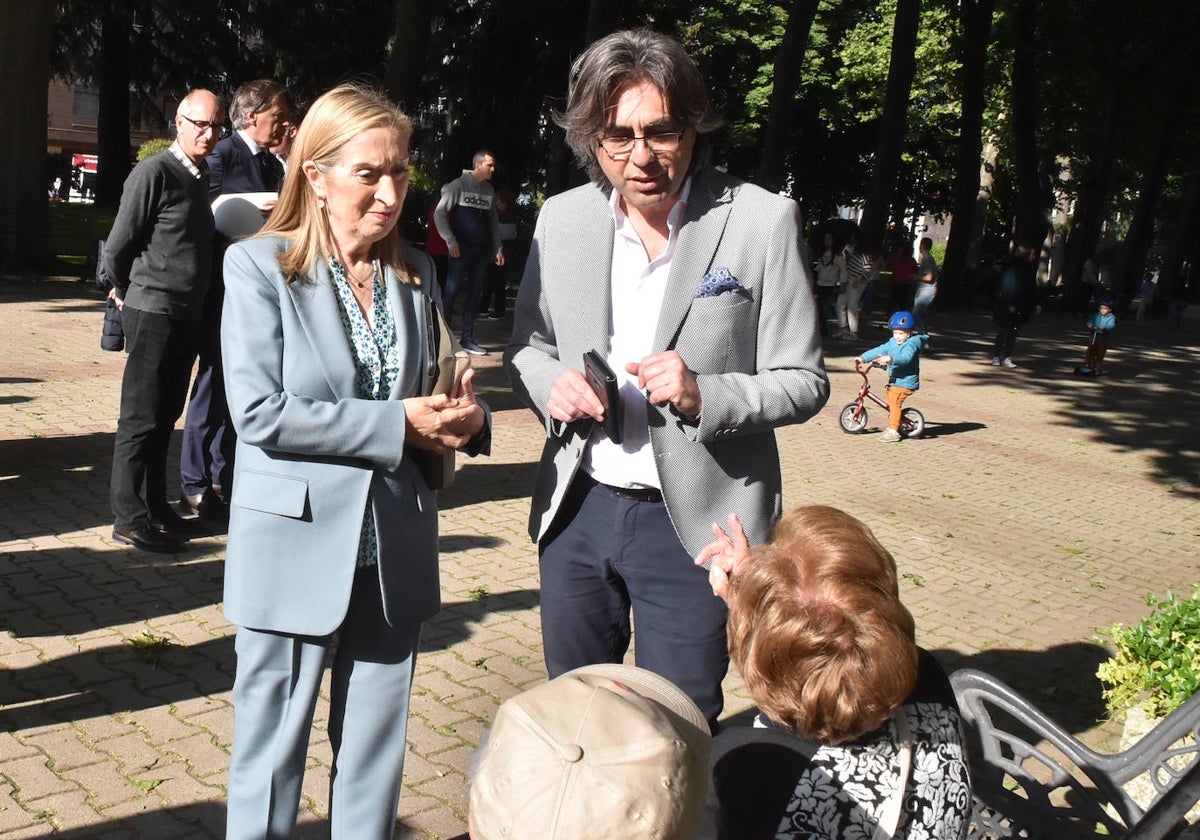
left=112, top=525, right=185, bottom=553
left=198, top=487, right=230, bottom=523
left=176, top=492, right=203, bottom=517
left=150, top=507, right=206, bottom=536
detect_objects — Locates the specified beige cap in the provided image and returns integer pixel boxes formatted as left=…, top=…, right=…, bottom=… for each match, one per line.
left=469, top=663, right=711, bottom=840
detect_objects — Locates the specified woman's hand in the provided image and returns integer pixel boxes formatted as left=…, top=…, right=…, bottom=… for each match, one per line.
left=695, top=513, right=751, bottom=603
left=403, top=368, right=486, bottom=452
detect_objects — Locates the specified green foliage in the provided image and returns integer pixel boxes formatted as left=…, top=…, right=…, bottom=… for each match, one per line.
left=1097, top=587, right=1200, bottom=718
left=137, top=139, right=171, bottom=162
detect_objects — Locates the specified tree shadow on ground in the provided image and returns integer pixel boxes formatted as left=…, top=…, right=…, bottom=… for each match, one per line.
left=1, top=589, right=540, bottom=738
left=924, top=311, right=1200, bottom=497
left=0, top=277, right=102, bottom=304
left=1, top=548, right=225, bottom=637
left=438, top=459, right=538, bottom=509
left=0, top=431, right=125, bottom=540
left=420, top=588, right=541, bottom=652
left=15, top=801, right=332, bottom=839
left=933, top=641, right=1113, bottom=737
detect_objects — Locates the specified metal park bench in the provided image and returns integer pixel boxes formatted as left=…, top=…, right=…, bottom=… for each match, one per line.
left=951, top=669, right=1200, bottom=839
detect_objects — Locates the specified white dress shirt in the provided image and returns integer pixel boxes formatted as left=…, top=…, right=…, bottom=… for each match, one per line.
left=584, top=178, right=692, bottom=491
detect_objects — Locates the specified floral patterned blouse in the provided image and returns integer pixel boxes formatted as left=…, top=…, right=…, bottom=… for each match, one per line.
left=329, top=256, right=401, bottom=567
left=703, top=649, right=972, bottom=840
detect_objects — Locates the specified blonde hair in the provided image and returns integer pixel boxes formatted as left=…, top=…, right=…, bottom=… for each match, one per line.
left=727, top=506, right=919, bottom=745
left=259, top=83, right=414, bottom=283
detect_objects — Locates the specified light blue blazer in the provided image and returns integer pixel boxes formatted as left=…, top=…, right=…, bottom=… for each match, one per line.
left=220, top=234, right=490, bottom=637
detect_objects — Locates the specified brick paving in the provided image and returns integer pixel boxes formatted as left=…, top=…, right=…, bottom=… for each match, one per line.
left=1, top=276, right=1197, bottom=838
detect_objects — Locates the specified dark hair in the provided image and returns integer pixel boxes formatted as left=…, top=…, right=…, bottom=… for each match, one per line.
left=556, top=28, right=722, bottom=184
left=230, top=79, right=286, bottom=129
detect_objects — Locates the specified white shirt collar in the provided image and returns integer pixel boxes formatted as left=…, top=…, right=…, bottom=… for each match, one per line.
left=236, top=129, right=265, bottom=156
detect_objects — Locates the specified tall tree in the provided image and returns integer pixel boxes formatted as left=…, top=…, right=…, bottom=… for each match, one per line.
left=95, top=2, right=133, bottom=206
left=942, top=0, right=995, bottom=296
left=385, top=0, right=436, bottom=110
left=0, top=1, right=54, bottom=274
left=754, top=0, right=821, bottom=193
left=1008, top=0, right=1047, bottom=248
left=857, top=0, right=921, bottom=249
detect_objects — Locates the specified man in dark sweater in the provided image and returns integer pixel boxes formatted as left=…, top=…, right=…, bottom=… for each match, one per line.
left=433, top=149, right=505, bottom=355
left=106, top=89, right=224, bottom=552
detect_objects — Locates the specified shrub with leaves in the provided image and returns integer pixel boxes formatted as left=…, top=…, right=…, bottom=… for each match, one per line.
left=137, top=138, right=172, bottom=161
left=1097, top=587, right=1200, bottom=718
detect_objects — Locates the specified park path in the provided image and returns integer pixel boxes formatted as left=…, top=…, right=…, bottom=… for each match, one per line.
left=1, top=276, right=1197, bottom=838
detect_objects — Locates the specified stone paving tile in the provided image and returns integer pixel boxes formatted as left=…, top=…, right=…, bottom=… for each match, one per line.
left=3, top=279, right=1199, bottom=837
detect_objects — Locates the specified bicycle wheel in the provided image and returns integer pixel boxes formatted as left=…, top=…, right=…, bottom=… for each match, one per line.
left=839, top=403, right=868, bottom=434
left=901, top=408, right=925, bottom=439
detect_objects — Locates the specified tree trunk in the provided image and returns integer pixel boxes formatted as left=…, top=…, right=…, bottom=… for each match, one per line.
left=0, top=1, right=54, bottom=275
left=95, top=2, right=132, bottom=209
left=941, top=0, right=994, bottom=303
left=857, top=0, right=921, bottom=251
left=754, top=0, right=820, bottom=194
left=1063, top=72, right=1121, bottom=308
left=1159, top=145, right=1200, bottom=299
left=385, top=0, right=436, bottom=110
left=1010, top=0, right=1045, bottom=248
left=1115, top=47, right=1200, bottom=301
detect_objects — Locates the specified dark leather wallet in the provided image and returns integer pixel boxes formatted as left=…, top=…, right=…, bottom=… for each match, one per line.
left=583, top=349, right=622, bottom=444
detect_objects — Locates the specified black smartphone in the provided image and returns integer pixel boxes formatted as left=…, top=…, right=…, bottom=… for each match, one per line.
left=583, top=349, right=623, bottom=444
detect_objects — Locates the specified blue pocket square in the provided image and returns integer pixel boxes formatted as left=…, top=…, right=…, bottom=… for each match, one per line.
left=695, top=267, right=745, bottom=298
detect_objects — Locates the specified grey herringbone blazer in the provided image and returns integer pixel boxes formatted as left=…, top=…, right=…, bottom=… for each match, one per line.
left=504, top=168, right=829, bottom=557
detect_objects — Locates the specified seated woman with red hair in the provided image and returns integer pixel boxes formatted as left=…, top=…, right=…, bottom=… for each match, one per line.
left=696, top=505, right=971, bottom=840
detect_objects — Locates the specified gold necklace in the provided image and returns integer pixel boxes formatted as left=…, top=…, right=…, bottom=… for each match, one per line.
left=350, top=260, right=377, bottom=289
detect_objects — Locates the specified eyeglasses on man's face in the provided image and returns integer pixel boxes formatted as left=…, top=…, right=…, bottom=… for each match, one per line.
left=597, top=129, right=686, bottom=160
left=179, top=113, right=230, bottom=139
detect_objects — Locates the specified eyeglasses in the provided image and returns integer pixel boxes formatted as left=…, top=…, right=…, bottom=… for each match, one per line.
left=597, top=129, right=686, bottom=160
left=179, top=113, right=230, bottom=138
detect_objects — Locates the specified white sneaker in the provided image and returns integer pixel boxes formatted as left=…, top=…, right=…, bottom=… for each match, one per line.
left=990, top=356, right=1001, bottom=366
left=1001, top=357, right=1017, bottom=368
left=878, top=428, right=902, bottom=442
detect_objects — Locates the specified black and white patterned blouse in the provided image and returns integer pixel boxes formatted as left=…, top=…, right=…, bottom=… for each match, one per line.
left=703, top=649, right=971, bottom=840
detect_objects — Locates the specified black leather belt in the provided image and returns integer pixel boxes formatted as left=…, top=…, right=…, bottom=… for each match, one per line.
left=578, top=472, right=663, bottom=503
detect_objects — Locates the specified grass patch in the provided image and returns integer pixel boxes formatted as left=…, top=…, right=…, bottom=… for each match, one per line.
left=47, top=202, right=115, bottom=276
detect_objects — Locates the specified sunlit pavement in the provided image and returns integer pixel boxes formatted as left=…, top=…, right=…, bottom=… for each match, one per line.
left=2, top=276, right=1197, bottom=838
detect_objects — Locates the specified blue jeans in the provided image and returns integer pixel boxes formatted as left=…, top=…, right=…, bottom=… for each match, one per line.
left=912, top=281, right=937, bottom=333
left=442, top=242, right=490, bottom=341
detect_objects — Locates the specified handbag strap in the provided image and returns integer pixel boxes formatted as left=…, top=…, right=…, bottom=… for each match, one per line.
left=872, top=707, right=915, bottom=840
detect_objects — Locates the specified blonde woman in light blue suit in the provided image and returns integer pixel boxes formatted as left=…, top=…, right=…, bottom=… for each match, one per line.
left=220, top=84, right=490, bottom=840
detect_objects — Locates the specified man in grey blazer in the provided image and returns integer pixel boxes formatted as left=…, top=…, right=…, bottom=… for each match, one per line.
left=504, top=29, right=829, bottom=727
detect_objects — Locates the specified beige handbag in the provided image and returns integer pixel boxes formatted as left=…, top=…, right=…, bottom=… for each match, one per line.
left=414, top=295, right=469, bottom=489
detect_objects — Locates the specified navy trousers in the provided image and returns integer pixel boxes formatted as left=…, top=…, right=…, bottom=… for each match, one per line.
left=442, top=242, right=490, bottom=342
left=538, top=472, right=730, bottom=727
left=180, top=289, right=234, bottom=498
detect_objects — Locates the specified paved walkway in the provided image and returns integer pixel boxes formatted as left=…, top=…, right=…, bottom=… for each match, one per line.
left=1, top=276, right=1197, bottom=838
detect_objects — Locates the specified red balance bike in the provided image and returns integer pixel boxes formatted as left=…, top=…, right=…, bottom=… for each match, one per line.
left=838, top=359, right=925, bottom=438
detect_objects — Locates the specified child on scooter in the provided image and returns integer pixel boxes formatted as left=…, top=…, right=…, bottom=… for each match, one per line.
left=1075, top=297, right=1116, bottom=376
left=856, top=311, right=927, bottom=442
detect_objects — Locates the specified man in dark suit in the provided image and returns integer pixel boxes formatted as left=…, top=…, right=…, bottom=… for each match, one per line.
left=178, top=79, right=288, bottom=521
left=504, top=30, right=828, bottom=727
left=107, top=89, right=224, bottom=552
